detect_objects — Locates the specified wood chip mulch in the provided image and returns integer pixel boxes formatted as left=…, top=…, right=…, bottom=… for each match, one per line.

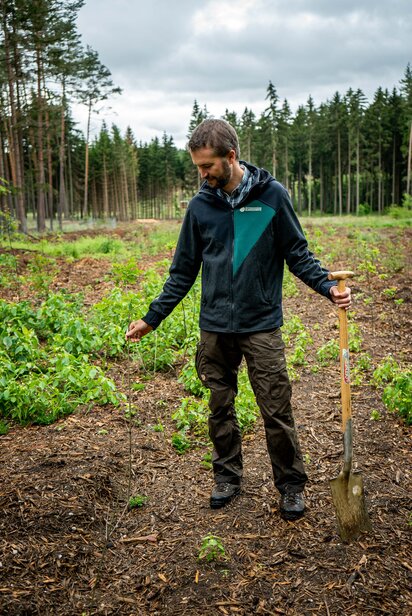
left=0, top=226, right=411, bottom=615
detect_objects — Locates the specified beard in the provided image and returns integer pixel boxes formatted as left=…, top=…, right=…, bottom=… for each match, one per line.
left=207, top=159, right=232, bottom=189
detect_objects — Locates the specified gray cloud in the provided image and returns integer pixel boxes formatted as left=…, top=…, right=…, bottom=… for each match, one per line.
left=75, top=0, right=412, bottom=146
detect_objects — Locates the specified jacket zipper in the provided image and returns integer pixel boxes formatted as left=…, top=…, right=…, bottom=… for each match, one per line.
left=230, top=208, right=234, bottom=332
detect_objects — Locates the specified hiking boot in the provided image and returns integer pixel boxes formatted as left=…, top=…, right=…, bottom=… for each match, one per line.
left=210, top=482, right=241, bottom=509
left=280, top=488, right=305, bottom=521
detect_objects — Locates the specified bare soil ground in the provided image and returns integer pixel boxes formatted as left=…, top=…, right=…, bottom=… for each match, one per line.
left=0, top=225, right=411, bottom=616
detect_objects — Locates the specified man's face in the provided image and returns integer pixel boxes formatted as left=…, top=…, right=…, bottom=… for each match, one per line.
left=190, top=147, right=234, bottom=190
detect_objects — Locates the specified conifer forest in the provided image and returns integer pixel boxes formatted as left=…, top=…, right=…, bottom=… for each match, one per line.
left=1, top=0, right=412, bottom=233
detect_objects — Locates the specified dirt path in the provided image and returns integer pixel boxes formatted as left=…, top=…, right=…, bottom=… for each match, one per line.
left=0, top=226, right=411, bottom=615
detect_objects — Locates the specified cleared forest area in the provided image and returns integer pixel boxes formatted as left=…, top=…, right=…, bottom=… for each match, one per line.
left=0, top=218, right=410, bottom=615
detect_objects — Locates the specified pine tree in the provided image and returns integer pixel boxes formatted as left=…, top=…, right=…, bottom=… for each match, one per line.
left=239, top=107, right=256, bottom=163
left=184, top=100, right=209, bottom=192
left=306, top=95, right=316, bottom=215
left=345, top=89, right=366, bottom=214
left=77, top=45, right=121, bottom=217
left=400, top=64, right=412, bottom=196
left=0, top=0, right=27, bottom=231
left=329, top=92, right=347, bottom=215
left=265, top=81, right=280, bottom=177
left=291, top=106, right=308, bottom=214
left=278, top=100, right=292, bottom=191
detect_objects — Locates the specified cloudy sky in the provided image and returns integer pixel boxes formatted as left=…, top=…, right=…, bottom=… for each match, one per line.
left=74, top=0, right=411, bottom=148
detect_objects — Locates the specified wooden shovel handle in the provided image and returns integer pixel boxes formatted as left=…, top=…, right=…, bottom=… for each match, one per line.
left=328, top=271, right=354, bottom=431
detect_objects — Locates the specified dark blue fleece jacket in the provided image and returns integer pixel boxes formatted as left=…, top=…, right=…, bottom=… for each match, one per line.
left=143, top=162, right=335, bottom=333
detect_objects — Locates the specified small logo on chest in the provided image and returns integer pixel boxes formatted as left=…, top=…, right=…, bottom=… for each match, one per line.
left=240, top=206, right=262, bottom=212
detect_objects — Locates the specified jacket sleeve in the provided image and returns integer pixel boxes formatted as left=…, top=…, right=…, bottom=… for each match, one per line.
left=276, top=188, right=336, bottom=298
left=142, top=207, right=202, bottom=329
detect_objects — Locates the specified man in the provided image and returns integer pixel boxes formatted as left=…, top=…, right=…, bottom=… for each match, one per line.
left=126, top=119, right=350, bottom=520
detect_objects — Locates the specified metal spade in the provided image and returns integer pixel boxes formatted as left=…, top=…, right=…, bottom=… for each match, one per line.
left=328, top=271, right=372, bottom=543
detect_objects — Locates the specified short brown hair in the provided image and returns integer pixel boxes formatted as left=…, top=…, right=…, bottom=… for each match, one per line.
left=187, top=118, right=240, bottom=159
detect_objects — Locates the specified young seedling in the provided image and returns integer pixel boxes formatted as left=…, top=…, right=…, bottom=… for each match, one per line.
left=198, top=534, right=227, bottom=563
left=128, top=494, right=148, bottom=510
left=171, top=431, right=191, bottom=454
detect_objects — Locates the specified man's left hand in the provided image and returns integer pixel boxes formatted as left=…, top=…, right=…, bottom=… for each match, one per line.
left=330, top=285, right=351, bottom=309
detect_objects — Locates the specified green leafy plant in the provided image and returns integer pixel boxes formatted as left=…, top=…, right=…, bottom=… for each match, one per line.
left=178, top=358, right=208, bottom=397
left=316, top=339, right=339, bottom=366
left=370, top=410, right=381, bottom=421
left=128, top=494, right=148, bottom=509
left=372, top=355, right=400, bottom=387
left=382, top=372, right=412, bottom=425
left=0, top=295, right=125, bottom=425
left=0, top=253, right=18, bottom=288
left=282, top=268, right=298, bottom=298
left=171, top=431, right=191, bottom=454
left=348, top=322, right=363, bottom=353
left=235, top=369, right=259, bottom=433
left=372, top=356, right=411, bottom=425
left=287, top=328, right=313, bottom=367
left=201, top=451, right=212, bottom=469
left=198, top=534, right=227, bottom=562
left=25, top=254, right=57, bottom=298
left=382, top=286, right=398, bottom=299
left=172, top=397, right=209, bottom=435
left=109, top=259, right=143, bottom=286
left=357, top=245, right=380, bottom=280
left=151, top=422, right=164, bottom=432
left=351, top=352, right=373, bottom=386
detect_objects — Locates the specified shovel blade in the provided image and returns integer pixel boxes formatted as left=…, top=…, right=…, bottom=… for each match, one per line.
left=330, top=470, right=371, bottom=543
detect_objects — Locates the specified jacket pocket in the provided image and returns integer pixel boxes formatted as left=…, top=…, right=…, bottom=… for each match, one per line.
left=195, top=342, right=209, bottom=386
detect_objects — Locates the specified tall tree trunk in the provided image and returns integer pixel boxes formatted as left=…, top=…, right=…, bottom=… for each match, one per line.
left=297, top=163, right=302, bottom=215
left=337, top=129, right=342, bottom=215
left=45, top=105, right=54, bottom=230
left=0, top=130, right=7, bottom=216
left=284, top=139, right=289, bottom=192
left=319, top=159, right=324, bottom=214
left=347, top=131, right=351, bottom=214
left=83, top=98, right=92, bottom=218
left=58, top=81, right=66, bottom=230
left=91, top=177, right=98, bottom=217
left=67, top=132, right=74, bottom=218
left=356, top=131, right=360, bottom=215
left=122, top=162, right=129, bottom=220
left=378, top=141, right=382, bottom=214
left=36, top=45, right=46, bottom=232
left=272, top=135, right=277, bottom=178
left=391, top=136, right=396, bottom=205
left=102, top=154, right=109, bottom=218
left=308, top=137, right=312, bottom=216
left=2, top=20, right=26, bottom=232
left=246, top=135, right=251, bottom=162
left=406, top=121, right=412, bottom=196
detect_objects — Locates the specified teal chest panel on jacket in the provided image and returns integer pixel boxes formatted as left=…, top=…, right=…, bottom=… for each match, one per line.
left=233, top=200, right=276, bottom=275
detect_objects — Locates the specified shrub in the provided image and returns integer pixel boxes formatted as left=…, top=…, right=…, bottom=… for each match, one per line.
left=372, top=355, right=400, bottom=387
left=172, top=397, right=209, bottom=435
left=372, top=356, right=411, bottom=425
left=358, top=203, right=371, bottom=215
left=382, top=372, right=412, bottom=425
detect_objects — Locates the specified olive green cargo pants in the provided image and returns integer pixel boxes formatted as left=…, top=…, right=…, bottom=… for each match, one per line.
left=195, top=329, right=308, bottom=494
